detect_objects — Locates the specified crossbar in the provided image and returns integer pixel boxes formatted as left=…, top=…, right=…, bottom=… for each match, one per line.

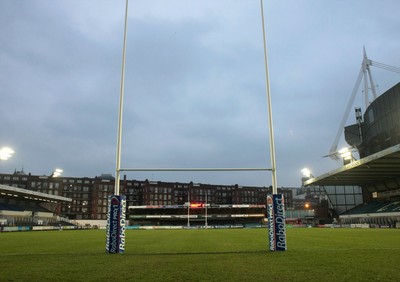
left=119, top=167, right=272, bottom=172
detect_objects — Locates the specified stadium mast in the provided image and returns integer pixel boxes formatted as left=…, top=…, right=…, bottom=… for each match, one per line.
left=328, top=47, right=400, bottom=160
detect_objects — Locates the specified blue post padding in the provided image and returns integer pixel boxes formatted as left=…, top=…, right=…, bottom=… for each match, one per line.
left=106, top=195, right=126, bottom=254
left=267, top=194, right=287, bottom=251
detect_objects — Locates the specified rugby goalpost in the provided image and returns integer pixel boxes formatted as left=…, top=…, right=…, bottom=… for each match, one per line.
left=106, top=0, right=286, bottom=254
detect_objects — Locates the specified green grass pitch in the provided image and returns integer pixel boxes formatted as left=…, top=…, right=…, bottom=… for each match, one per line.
left=0, top=228, right=399, bottom=281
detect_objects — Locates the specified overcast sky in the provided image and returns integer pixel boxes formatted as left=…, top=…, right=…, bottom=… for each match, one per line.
left=1, top=0, right=399, bottom=188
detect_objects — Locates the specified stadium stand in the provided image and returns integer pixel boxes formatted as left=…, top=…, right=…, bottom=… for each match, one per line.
left=0, top=184, right=73, bottom=231
left=339, top=201, right=400, bottom=228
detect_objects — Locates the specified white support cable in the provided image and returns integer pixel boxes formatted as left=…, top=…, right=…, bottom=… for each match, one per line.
left=371, top=61, right=400, bottom=73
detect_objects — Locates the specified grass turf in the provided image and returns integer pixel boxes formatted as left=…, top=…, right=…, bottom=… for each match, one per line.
left=0, top=228, right=399, bottom=281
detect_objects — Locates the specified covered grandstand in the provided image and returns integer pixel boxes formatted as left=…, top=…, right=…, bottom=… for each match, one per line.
left=0, top=184, right=73, bottom=231
left=304, top=81, right=400, bottom=228
left=304, top=143, right=400, bottom=227
left=129, top=204, right=266, bottom=228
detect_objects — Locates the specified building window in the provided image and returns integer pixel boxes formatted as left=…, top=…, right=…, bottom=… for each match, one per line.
left=368, top=108, right=374, bottom=123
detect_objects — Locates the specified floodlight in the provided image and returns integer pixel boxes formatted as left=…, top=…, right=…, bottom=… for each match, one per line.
left=52, top=168, right=63, bottom=177
left=339, top=147, right=353, bottom=164
left=0, top=147, right=15, bottom=160
left=301, top=168, right=312, bottom=178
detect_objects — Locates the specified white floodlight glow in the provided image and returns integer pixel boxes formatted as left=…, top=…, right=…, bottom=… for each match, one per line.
left=343, top=154, right=352, bottom=160
left=0, top=147, right=15, bottom=160
left=52, top=168, right=63, bottom=177
left=338, top=147, right=354, bottom=164
left=339, top=147, right=352, bottom=160
left=301, top=168, right=312, bottom=178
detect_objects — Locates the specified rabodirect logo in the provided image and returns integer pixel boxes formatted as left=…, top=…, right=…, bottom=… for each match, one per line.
left=267, top=196, right=275, bottom=251
left=111, top=197, right=119, bottom=206
left=107, top=195, right=122, bottom=254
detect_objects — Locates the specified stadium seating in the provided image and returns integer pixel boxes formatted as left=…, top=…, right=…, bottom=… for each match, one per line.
left=348, top=201, right=400, bottom=215
left=0, top=202, right=24, bottom=211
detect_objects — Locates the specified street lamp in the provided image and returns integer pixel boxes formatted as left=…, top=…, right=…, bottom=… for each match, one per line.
left=0, top=147, right=15, bottom=161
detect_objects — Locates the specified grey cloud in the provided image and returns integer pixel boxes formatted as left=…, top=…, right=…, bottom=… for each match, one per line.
left=1, top=0, right=400, bottom=187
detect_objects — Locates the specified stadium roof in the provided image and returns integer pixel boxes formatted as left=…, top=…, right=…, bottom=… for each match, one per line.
left=0, top=184, right=72, bottom=203
left=304, top=144, right=400, bottom=193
